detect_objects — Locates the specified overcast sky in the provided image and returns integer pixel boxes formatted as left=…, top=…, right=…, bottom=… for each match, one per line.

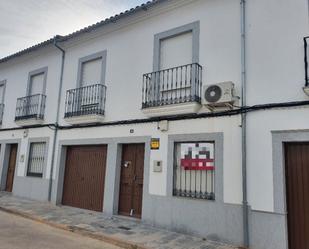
left=0, top=0, right=146, bottom=58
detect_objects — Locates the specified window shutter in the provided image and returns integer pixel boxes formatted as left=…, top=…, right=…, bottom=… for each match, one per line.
left=30, top=73, right=44, bottom=95
left=81, top=58, right=102, bottom=86
left=160, top=32, right=193, bottom=70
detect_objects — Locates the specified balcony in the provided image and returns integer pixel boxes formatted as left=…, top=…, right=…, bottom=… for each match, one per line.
left=15, top=94, right=46, bottom=126
left=64, top=84, right=106, bottom=125
left=142, top=63, right=202, bottom=117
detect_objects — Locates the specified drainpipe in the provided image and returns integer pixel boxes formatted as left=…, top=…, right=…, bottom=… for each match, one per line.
left=240, top=0, right=249, bottom=248
left=304, top=37, right=309, bottom=86
left=48, top=36, right=65, bottom=202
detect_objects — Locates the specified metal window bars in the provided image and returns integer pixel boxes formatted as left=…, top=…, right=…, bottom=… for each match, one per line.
left=27, top=142, right=46, bottom=177
left=173, top=142, right=215, bottom=200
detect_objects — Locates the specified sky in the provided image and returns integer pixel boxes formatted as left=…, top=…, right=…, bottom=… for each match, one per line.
left=0, top=0, right=146, bottom=59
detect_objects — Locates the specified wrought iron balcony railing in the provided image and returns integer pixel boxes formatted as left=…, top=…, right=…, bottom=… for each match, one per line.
left=142, top=63, right=202, bottom=108
left=64, top=84, right=107, bottom=118
left=15, top=94, right=46, bottom=121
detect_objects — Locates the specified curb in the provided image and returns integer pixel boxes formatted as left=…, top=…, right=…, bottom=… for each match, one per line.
left=0, top=206, right=148, bottom=249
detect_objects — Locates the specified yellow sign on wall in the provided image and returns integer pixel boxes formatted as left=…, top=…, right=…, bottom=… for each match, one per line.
left=151, top=138, right=160, bottom=150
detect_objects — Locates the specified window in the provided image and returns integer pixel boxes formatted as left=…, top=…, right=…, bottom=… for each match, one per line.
left=153, top=21, right=200, bottom=71
left=27, top=142, right=47, bottom=177
left=27, top=67, right=48, bottom=96
left=81, top=58, right=103, bottom=86
left=173, top=142, right=215, bottom=200
left=29, top=73, right=44, bottom=95
left=0, top=80, right=6, bottom=104
left=77, top=50, right=107, bottom=87
left=0, top=80, right=6, bottom=123
left=160, top=31, right=193, bottom=70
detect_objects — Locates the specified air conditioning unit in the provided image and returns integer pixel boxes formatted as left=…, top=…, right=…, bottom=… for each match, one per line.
left=202, top=82, right=237, bottom=109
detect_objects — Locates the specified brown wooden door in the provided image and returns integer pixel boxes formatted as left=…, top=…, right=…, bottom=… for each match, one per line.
left=285, top=143, right=309, bottom=249
left=62, top=145, right=107, bottom=212
left=5, top=144, right=18, bottom=192
left=118, top=144, right=145, bottom=218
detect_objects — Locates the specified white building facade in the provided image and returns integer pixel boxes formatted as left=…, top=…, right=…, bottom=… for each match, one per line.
left=0, top=0, right=308, bottom=248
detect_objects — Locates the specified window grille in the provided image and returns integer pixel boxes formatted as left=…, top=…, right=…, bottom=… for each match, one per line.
left=173, top=142, right=215, bottom=200
left=27, top=142, right=46, bottom=177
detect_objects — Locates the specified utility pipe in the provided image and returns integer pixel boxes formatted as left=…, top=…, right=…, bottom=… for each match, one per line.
left=240, top=0, right=249, bottom=248
left=304, top=37, right=309, bottom=86
left=48, top=36, right=65, bottom=202
left=1, top=99, right=309, bottom=132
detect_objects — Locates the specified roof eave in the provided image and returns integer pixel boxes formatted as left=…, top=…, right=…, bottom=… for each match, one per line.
left=0, top=0, right=167, bottom=65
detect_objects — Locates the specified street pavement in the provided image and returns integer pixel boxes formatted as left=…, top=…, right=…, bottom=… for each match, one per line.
left=0, top=192, right=239, bottom=249
left=0, top=211, right=121, bottom=249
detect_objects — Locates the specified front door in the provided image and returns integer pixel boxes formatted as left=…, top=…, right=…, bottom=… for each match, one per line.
left=285, top=143, right=309, bottom=249
left=118, top=144, right=145, bottom=218
left=5, top=144, right=18, bottom=192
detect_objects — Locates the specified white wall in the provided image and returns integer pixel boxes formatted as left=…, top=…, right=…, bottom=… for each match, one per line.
left=247, top=0, right=309, bottom=105
left=0, top=47, right=62, bottom=127
left=0, top=0, right=308, bottom=212
left=55, top=115, right=243, bottom=205
left=246, top=0, right=309, bottom=212
left=58, top=0, right=241, bottom=125
left=51, top=0, right=242, bottom=204
left=0, top=48, right=61, bottom=182
left=0, top=0, right=243, bottom=205
left=0, top=127, right=55, bottom=179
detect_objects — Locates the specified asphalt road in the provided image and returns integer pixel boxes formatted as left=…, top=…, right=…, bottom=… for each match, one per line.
left=0, top=211, right=121, bottom=249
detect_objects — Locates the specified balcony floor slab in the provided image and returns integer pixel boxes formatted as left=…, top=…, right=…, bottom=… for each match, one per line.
left=142, top=102, right=201, bottom=117
left=15, top=118, right=44, bottom=127
left=64, top=114, right=105, bottom=125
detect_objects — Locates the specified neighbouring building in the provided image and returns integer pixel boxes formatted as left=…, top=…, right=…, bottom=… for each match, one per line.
left=0, top=0, right=308, bottom=248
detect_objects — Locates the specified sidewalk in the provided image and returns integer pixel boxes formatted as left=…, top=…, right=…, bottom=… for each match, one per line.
left=0, top=192, right=239, bottom=249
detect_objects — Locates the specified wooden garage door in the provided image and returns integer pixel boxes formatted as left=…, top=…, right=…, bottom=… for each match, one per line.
left=285, top=143, right=309, bottom=249
left=118, top=144, right=145, bottom=218
left=62, top=145, right=107, bottom=212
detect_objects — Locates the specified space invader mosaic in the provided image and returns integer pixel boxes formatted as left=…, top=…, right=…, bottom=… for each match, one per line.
left=183, top=143, right=210, bottom=159
left=180, top=143, right=214, bottom=170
